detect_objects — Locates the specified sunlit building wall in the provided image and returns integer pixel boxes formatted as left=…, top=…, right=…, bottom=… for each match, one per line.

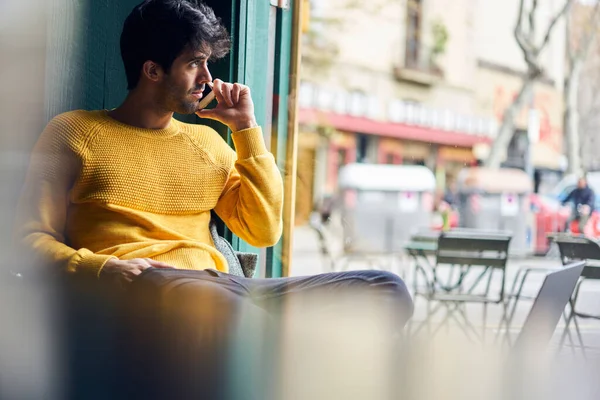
left=296, top=0, right=566, bottom=224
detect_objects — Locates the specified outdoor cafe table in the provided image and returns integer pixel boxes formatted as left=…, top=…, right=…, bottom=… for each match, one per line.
left=404, top=229, right=513, bottom=296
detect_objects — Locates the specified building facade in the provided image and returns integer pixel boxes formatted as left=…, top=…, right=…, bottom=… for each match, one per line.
left=296, top=0, right=567, bottom=224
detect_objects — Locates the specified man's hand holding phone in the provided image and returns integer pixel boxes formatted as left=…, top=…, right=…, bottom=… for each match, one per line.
left=196, top=79, right=258, bottom=132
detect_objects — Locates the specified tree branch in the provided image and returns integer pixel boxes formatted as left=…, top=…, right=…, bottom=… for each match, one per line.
left=576, top=0, right=600, bottom=60
left=529, top=0, right=539, bottom=40
left=515, top=0, right=535, bottom=58
left=539, top=0, right=574, bottom=52
left=566, top=5, right=575, bottom=61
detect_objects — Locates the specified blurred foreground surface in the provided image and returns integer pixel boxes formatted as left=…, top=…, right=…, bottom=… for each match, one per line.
left=286, top=224, right=600, bottom=399
left=2, top=227, right=600, bottom=399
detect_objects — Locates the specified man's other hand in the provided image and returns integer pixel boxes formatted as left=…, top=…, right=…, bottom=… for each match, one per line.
left=100, top=258, right=175, bottom=284
left=196, top=79, right=258, bottom=132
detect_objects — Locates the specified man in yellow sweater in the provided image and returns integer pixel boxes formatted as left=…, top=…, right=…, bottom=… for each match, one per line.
left=16, top=0, right=412, bottom=397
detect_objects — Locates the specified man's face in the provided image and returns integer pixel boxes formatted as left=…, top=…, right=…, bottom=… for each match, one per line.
left=159, top=47, right=213, bottom=114
left=578, top=178, right=587, bottom=189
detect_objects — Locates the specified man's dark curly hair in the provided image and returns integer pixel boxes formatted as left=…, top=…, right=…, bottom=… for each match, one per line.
left=121, top=0, right=231, bottom=90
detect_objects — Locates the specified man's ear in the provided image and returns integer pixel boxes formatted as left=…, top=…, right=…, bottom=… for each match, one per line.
left=142, top=61, right=163, bottom=83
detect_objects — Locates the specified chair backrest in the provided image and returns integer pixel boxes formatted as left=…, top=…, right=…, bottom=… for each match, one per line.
left=554, top=235, right=600, bottom=280
left=514, top=261, right=585, bottom=350
left=209, top=213, right=256, bottom=278
left=436, top=231, right=512, bottom=269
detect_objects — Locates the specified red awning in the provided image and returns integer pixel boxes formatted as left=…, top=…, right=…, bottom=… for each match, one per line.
left=299, top=108, right=492, bottom=147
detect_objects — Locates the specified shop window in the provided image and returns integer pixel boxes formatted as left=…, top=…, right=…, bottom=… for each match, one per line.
left=357, top=134, right=368, bottom=162
left=404, top=158, right=425, bottom=166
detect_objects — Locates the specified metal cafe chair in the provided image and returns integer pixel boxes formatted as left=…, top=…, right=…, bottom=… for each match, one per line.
left=512, top=261, right=585, bottom=351
left=504, top=234, right=600, bottom=355
left=410, top=230, right=512, bottom=342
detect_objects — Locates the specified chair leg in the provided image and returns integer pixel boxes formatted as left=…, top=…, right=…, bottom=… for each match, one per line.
left=430, top=301, right=470, bottom=340
left=559, top=306, right=577, bottom=355
left=555, top=310, right=574, bottom=357
left=431, top=303, right=450, bottom=338
left=494, top=270, right=523, bottom=343
left=507, top=268, right=526, bottom=302
left=412, top=259, right=429, bottom=296
left=431, top=302, right=480, bottom=343
left=572, top=314, right=587, bottom=359
left=325, top=248, right=335, bottom=272
left=570, top=280, right=587, bottom=358
left=413, top=265, right=421, bottom=296
left=501, top=301, right=512, bottom=348
left=426, top=297, right=433, bottom=336
left=455, top=303, right=481, bottom=342
left=431, top=302, right=456, bottom=338
left=411, top=261, right=418, bottom=295
left=410, top=298, right=442, bottom=337
left=496, top=269, right=532, bottom=345
left=495, top=300, right=511, bottom=346
left=482, top=302, right=488, bottom=344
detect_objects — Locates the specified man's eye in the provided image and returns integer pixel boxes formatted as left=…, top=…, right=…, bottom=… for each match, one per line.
left=191, top=61, right=199, bottom=67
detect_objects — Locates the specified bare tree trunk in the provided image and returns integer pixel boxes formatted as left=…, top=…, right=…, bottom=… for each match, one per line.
left=484, top=79, right=535, bottom=168
left=565, top=59, right=584, bottom=175
left=564, top=0, right=600, bottom=175
left=484, top=0, right=572, bottom=169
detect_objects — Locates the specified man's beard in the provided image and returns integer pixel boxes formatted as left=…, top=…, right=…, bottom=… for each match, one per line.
left=170, top=93, right=199, bottom=115
left=174, top=98, right=199, bottom=114
left=163, top=83, right=200, bottom=115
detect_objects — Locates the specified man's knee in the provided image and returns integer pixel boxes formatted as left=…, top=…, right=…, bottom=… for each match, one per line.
left=166, top=280, right=241, bottom=323
left=126, top=277, right=244, bottom=344
left=351, top=270, right=414, bottom=316
left=359, top=270, right=409, bottom=292
left=379, top=271, right=413, bottom=307
left=129, top=279, right=241, bottom=399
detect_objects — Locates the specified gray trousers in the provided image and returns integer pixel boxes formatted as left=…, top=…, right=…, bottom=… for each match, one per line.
left=568, top=208, right=591, bottom=233
left=121, top=268, right=413, bottom=399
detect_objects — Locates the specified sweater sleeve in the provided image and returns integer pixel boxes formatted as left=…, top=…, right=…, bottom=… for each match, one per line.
left=14, top=114, right=116, bottom=276
left=213, top=127, right=283, bottom=247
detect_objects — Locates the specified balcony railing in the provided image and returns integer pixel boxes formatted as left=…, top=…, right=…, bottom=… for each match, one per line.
left=394, top=54, right=444, bottom=86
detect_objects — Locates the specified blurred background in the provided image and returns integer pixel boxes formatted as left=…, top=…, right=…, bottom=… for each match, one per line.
left=294, top=0, right=594, bottom=228
left=290, top=0, right=600, bottom=382
left=291, top=0, right=600, bottom=266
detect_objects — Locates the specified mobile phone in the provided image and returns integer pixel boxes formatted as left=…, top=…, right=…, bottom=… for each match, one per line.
left=198, top=82, right=216, bottom=110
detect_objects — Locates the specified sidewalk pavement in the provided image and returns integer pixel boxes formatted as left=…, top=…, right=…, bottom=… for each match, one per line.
left=290, top=225, right=600, bottom=353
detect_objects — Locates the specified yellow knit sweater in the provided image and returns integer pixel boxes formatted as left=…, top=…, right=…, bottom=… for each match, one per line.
left=15, top=110, right=283, bottom=276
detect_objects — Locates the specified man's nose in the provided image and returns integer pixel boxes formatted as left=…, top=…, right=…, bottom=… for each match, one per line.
left=197, top=65, right=212, bottom=85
